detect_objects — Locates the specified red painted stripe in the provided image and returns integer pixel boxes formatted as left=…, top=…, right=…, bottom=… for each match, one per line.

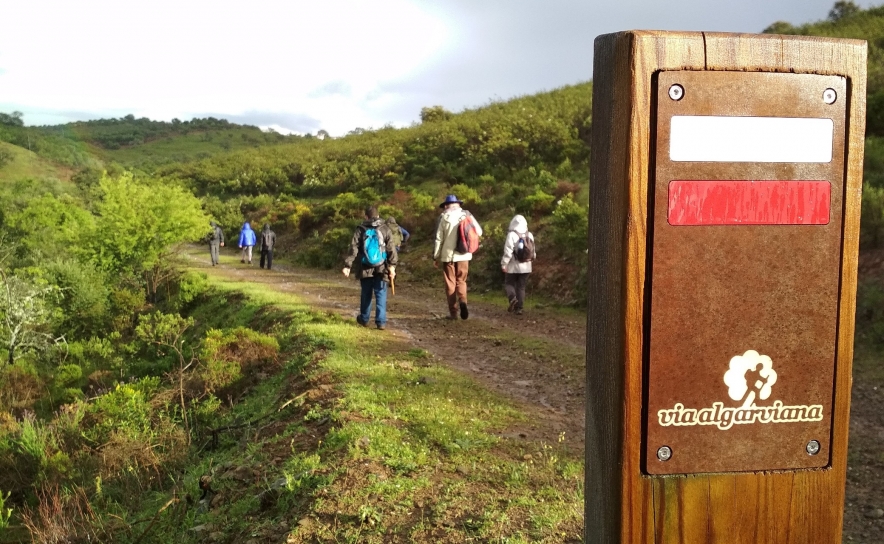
left=668, top=180, right=831, bottom=226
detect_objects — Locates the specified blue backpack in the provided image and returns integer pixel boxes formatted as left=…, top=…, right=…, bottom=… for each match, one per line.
left=361, top=227, right=387, bottom=266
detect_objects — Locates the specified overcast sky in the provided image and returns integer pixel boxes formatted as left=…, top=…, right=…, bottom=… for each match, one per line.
left=0, top=0, right=879, bottom=136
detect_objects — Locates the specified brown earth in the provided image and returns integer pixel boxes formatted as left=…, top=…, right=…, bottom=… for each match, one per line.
left=189, top=248, right=883, bottom=542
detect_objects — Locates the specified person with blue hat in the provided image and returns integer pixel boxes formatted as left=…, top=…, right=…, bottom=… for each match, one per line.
left=433, top=194, right=483, bottom=319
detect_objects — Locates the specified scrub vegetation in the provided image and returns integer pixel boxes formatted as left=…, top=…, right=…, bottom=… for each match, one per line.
left=0, top=2, right=881, bottom=542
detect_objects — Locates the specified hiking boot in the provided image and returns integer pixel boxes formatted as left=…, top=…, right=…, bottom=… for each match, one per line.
left=240, top=259, right=245, bottom=263
left=356, top=316, right=368, bottom=327
left=459, top=301, right=469, bottom=320
left=377, top=324, right=386, bottom=330
left=515, top=308, right=523, bottom=315
left=507, top=298, right=517, bottom=313
left=446, top=313, right=458, bottom=320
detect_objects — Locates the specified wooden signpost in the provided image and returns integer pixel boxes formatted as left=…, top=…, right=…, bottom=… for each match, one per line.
left=586, top=31, right=866, bottom=543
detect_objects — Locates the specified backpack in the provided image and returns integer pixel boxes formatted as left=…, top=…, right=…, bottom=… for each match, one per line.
left=261, top=230, right=274, bottom=249
left=390, top=227, right=403, bottom=248
left=514, top=232, right=535, bottom=262
left=361, top=227, right=387, bottom=266
left=456, top=211, right=480, bottom=254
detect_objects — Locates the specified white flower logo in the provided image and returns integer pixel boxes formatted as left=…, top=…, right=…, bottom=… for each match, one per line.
left=723, top=350, right=778, bottom=408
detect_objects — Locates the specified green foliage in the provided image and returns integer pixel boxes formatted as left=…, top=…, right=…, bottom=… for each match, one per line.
left=42, top=259, right=110, bottom=337
left=518, top=188, right=556, bottom=217
left=547, top=194, right=587, bottom=258
left=0, top=148, right=13, bottom=169
left=0, top=489, right=11, bottom=530
left=91, top=171, right=210, bottom=277
left=6, top=194, right=95, bottom=260
left=861, top=184, right=884, bottom=248
left=88, top=378, right=160, bottom=441
left=0, top=273, right=63, bottom=366
left=762, top=3, right=884, bottom=132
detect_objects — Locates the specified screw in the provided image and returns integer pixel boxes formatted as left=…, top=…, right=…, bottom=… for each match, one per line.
left=668, top=84, right=684, bottom=101
left=823, top=88, right=837, bottom=105
left=657, top=446, right=673, bottom=461
left=806, top=440, right=821, bottom=456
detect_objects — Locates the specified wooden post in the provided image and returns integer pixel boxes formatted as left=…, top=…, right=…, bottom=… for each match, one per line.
left=586, top=31, right=866, bottom=543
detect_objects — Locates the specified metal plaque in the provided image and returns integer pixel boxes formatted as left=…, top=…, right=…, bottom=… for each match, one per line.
left=644, top=71, right=847, bottom=475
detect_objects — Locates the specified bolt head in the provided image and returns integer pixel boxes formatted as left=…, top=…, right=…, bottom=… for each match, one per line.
left=806, top=440, right=821, bottom=456
left=823, top=88, right=837, bottom=105
left=668, top=84, right=684, bottom=101
left=657, top=446, right=673, bottom=461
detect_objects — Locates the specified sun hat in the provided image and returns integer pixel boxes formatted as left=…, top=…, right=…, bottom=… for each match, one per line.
left=439, top=194, right=463, bottom=208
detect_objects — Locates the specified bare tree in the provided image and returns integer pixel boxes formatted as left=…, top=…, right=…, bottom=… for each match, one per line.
left=0, top=270, right=65, bottom=365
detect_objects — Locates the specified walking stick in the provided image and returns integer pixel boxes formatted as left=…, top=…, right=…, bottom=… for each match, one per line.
left=391, top=274, right=396, bottom=296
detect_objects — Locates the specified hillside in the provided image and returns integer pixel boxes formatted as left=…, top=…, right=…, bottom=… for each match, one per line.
left=0, top=115, right=299, bottom=177
left=764, top=1, right=884, bottom=135
left=157, top=83, right=592, bottom=303
left=0, top=140, right=75, bottom=185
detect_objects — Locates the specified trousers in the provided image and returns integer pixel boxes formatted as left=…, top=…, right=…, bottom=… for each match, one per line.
left=260, top=248, right=273, bottom=269
left=442, top=261, right=469, bottom=316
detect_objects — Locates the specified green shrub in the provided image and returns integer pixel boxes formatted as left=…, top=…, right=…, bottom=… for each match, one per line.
left=861, top=184, right=884, bottom=249
left=519, top=188, right=556, bottom=217
left=43, top=259, right=110, bottom=337
left=548, top=194, right=587, bottom=258
left=88, top=378, right=159, bottom=442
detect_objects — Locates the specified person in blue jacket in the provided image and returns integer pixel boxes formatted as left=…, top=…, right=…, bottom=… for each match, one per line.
left=238, top=222, right=257, bottom=264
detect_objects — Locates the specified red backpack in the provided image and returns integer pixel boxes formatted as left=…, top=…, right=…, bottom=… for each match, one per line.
left=456, top=211, right=480, bottom=254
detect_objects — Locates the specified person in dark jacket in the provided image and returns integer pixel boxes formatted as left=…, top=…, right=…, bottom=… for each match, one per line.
left=386, top=217, right=410, bottom=252
left=238, top=222, right=257, bottom=264
left=259, top=223, right=276, bottom=270
left=342, top=206, right=398, bottom=330
left=208, top=221, right=225, bottom=266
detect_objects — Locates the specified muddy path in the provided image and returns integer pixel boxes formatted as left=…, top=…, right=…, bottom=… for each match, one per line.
left=186, top=250, right=587, bottom=456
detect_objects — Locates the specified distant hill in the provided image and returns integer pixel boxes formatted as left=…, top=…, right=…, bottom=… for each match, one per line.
left=0, top=140, right=75, bottom=185
left=0, top=115, right=302, bottom=178
left=763, top=1, right=884, bottom=134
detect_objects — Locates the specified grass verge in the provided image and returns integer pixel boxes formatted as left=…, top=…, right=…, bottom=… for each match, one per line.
left=126, top=269, right=584, bottom=543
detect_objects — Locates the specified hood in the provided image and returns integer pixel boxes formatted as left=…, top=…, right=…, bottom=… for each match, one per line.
left=210, top=221, right=218, bottom=227
left=386, top=217, right=398, bottom=226
left=362, top=218, right=385, bottom=228
left=262, top=223, right=270, bottom=232
left=508, top=215, right=528, bottom=234
left=243, top=222, right=251, bottom=230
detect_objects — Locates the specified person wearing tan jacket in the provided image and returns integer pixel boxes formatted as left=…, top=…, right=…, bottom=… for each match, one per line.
left=433, top=194, right=483, bottom=320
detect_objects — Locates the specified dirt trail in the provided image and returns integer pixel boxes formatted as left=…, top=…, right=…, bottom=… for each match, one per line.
left=188, top=251, right=587, bottom=455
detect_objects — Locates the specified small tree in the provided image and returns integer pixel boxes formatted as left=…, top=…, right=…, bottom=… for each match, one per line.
left=136, top=311, right=196, bottom=442
left=829, top=1, right=860, bottom=21
left=91, top=172, right=210, bottom=301
left=0, top=271, right=64, bottom=365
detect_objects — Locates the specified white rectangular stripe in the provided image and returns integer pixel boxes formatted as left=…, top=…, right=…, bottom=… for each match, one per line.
left=670, top=116, right=834, bottom=163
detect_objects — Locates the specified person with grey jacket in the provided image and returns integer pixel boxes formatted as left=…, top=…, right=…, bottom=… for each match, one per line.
left=208, top=221, right=225, bottom=266
left=500, top=214, right=535, bottom=315
left=433, top=194, right=483, bottom=320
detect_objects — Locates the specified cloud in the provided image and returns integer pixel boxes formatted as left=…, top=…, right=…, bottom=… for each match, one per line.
left=308, top=80, right=353, bottom=99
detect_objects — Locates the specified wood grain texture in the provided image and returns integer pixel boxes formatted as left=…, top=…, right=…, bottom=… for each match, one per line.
left=586, top=31, right=866, bottom=543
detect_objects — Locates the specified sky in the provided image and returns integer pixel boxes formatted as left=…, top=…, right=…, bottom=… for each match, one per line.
left=0, top=0, right=879, bottom=136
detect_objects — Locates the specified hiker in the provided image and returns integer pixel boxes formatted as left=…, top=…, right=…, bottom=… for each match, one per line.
left=500, top=214, right=536, bottom=315
left=342, top=206, right=398, bottom=330
left=386, top=217, right=411, bottom=252
left=238, top=222, right=257, bottom=264
left=207, top=221, right=225, bottom=266
left=260, top=223, right=276, bottom=270
left=433, top=194, right=482, bottom=320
